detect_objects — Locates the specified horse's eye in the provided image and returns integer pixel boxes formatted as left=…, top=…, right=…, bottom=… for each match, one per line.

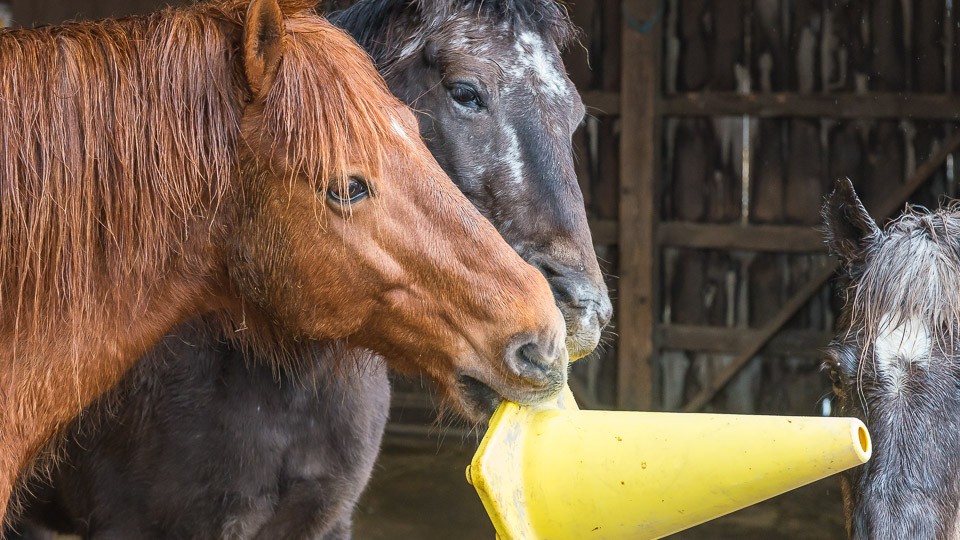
left=826, top=365, right=844, bottom=393
left=327, top=176, right=369, bottom=204
left=823, top=355, right=845, bottom=393
left=449, top=83, right=483, bottom=109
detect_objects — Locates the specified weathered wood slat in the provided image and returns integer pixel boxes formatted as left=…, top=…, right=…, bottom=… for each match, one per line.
left=591, top=220, right=827, bottom=252
left=616, top=0, right=659, bottom=411
left=583, top=91, right=960, bottom=119
left=658, top=325, right=833, bottom=355
left=658, top=223, right=826, bottom=252
left=663, top=92, right=960, bottom=120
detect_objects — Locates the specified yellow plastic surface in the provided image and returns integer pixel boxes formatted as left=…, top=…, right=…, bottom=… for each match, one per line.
left=468, top=386, right=871, bottom=540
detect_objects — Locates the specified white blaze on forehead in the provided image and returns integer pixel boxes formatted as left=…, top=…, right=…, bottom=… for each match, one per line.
left=875, top=313, right=932, bottom=379
left=509, top=31, right=569, bottom=99
left=501, top=124, right=524, bottom=185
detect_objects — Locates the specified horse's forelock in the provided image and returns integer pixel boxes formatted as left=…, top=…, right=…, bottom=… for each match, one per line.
left=263, top=12, right=427, bottom=198
left=850, top=209, right=960, bottom=357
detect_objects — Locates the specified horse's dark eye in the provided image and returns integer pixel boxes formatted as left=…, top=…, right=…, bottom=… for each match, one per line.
left=823, top=354, right=845, bottom=393
left=327, top=176, right=369, bottom=204
left=826, top=365, right=844, bottom=393
left=449, top=83, right=483, bottom=109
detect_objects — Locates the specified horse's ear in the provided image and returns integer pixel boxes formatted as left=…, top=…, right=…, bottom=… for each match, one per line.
left=422, top=39, right=440, bottom=68
left=822, top=177, right=880, bottom=270
left=243, top=0, right=285, bottom=101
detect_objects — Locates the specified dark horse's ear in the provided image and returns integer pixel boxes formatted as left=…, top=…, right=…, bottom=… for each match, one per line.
left=243, top=0, right=285, bottom=101
left=822, top=177, right=880, bottom=271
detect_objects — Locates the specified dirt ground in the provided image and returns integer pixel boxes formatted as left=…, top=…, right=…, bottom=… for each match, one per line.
left=354, top=437, right=846, bottom=539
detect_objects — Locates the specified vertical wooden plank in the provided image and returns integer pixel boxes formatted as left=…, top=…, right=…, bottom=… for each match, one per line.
left=617, top=0, right=660, bottom=410
left=564, top=0, right=596, bottom=90
left=601, top=0, right=623, bottom=91
left=0, top=1, right=11, bottom=27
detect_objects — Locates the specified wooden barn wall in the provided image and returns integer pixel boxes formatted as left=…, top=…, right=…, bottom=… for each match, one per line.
left=653, top=0, right=960, bottom=415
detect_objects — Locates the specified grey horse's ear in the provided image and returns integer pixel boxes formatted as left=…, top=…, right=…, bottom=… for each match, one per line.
left=421, top=39, right=440, bottom=67
left=822, top=177, right=880, bottom=271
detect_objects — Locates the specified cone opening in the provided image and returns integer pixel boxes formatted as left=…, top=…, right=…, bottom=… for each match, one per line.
left=858, top=426, right=869, bottom=453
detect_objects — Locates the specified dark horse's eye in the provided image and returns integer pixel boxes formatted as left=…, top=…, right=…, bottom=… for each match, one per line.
left=824, top=359, right=844, bottom=392
left=327, top=176, right=369, bottom=205
left=449, top=83, right=483, bottom=109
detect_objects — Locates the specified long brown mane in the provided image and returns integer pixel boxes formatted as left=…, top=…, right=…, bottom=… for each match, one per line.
left=0, top=0, right=411, bottom=349
left=0, top=2, right=433, bottom=510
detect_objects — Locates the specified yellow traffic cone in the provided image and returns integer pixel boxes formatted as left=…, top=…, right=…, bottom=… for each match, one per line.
left=467, top=386, right=870, bottom=540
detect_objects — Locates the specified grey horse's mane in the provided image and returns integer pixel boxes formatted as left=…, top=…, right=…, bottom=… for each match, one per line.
left=330, top=0, right=578, bottom=78
left=851, top=204, right=960, bottom=349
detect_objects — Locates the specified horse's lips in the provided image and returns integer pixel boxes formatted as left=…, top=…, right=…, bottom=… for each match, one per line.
left=457, top=370, right=566, bottom=420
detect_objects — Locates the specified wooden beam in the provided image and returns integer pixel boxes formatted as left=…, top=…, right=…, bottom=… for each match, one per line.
left=658, top=223, right=826, bottom=252
left=617, top=0, right=659, bottom=411
left=658, top=325, right=833, bottom=356
left=592, top=221, right=827, bottom=251
left=582, top=90, right=621, bottom=116
left=680, top=131, right=960, bottom=412
left=662, top=92, right=960, bottom=120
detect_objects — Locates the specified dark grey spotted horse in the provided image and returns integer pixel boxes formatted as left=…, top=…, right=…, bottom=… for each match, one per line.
left=5, top=0, right=609, bottom=538
left=824, top=178, right=960, bottom=539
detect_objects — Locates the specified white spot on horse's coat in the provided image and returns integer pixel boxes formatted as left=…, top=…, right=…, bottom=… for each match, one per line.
left=875, top=313, right=931, bottom=393
left=398, top=38, right=421, bottom=60
left=391, top=117, right=410, bottom=141
left=468, top=162, right=487, bottom=178
left=501, top=125, right=524, bottom=185
left=506, top=32, right=569, bottom=99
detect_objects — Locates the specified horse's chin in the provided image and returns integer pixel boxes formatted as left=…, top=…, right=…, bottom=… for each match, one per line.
left=457, top=375, right=503, bottom=422
left=454, top=371, right=567, bottom=423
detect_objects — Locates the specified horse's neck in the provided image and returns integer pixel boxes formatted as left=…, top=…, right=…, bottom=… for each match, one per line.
left=0, top=228, right=230, bottom=503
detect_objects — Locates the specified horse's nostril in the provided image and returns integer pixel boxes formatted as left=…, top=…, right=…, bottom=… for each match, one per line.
left=517, top=342, right=550, bottom=370
left=505, top=338, right=563, bottom=380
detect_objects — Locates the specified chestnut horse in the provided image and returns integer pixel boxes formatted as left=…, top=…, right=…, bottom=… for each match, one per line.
left=6, top=0, right=597, bottom=538
left=0, top=0, right=568, bottom=527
